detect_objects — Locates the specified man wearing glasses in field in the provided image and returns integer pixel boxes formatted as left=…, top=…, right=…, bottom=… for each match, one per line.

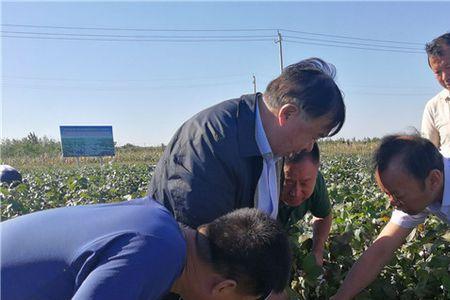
left=332, top=134, right=450, bottom=299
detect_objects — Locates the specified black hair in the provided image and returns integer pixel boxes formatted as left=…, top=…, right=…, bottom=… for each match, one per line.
left=373, top=134, right=443, bottom=183
left=285, top=142, right=320, bottom=165
left=264, top=57, right=346, bottom=137
left=198, top=208, right=291, bottom=297
left=425, top=32, right=450, bottom=57
left=0, top=165, right=22, bottom=185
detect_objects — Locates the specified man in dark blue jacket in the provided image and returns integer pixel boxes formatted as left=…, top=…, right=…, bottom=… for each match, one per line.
left=149, top=58, right=346, bottom=228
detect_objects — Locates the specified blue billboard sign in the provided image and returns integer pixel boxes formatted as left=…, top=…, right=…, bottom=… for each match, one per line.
left=60, top=126, right=115, bottom=157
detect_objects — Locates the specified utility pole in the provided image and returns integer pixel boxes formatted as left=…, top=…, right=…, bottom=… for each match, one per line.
left=252, top=74, right=256, bottom=93
left=275, top=30, right=284, bottom=73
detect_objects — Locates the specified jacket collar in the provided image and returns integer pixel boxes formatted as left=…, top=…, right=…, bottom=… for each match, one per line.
left=237, top=93, right=264, bottom=157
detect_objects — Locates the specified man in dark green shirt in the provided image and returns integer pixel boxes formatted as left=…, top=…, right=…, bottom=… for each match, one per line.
left=277, top=143, right=332, bottom=266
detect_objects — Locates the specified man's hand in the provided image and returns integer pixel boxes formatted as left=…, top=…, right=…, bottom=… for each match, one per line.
left=331, top=222, right=413, bottom=300
left=312, top=248, right=324, bottom=266
left=311, top=214, right=332, bottom=267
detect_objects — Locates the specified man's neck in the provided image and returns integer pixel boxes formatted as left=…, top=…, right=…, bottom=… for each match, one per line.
left=170, top=227, right=214, bottom=298
left=259, top=95, right=279, bottom=155
left=170, top=227, right=196, bottom=296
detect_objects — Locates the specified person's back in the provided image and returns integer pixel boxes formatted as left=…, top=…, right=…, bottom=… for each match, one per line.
left=149, top=94, right=263, bottom=228
left=1, top=198, right=186, bottom=300
left=0, top=165, right=22, bottom=184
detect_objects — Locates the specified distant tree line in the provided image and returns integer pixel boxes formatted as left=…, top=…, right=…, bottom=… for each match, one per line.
left=1, top=133, right=376, bottom=161
left=320, top=137, right=381, bottom=144
left=1, top=132, right=61, bottom=159
left=0, top=133, right=167, bottom=161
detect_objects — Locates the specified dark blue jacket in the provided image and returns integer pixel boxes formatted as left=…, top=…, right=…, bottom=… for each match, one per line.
left=149, top=94, right=264, bottom=228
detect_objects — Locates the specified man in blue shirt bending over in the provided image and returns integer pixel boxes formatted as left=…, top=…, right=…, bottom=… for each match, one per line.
left=1, top=198, right=291, bottom=300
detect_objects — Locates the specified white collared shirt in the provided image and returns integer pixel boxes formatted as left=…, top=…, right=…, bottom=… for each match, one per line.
left=254, top=99, right=280, bottom=219
left=390, top=156, right=450, bottom=228
left=422, top=89, right=450, bottom=157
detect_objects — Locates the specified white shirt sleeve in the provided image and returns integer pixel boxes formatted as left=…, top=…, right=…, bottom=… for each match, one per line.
left=389, top=209, right=429, bottom=228
left=421, top=100, right=441, bottom=149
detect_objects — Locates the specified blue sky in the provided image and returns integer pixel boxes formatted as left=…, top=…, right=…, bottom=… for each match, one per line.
left=2, top=1, right=449, bottom=146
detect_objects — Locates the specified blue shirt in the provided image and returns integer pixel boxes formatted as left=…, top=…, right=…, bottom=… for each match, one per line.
left=255, top=98, right=281, bottom=219
left=1, top=198, right=186, bottom=300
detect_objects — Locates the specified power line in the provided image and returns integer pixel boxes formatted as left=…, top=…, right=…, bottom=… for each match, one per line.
left=1, top=80, right=248, bottom=91
left=2, top=35, right=273, bottom=43
left=280, top=28, right=424, bottom=46
left=1, top=24, right=427, bottom=55
left=2, top=23, right=424, bottom=46
left=2, top=23, right=275, bottom=32
left=2, top=74, right=250, bottom=82
left=284, top=35, right=422, bottom=51
left=2, top=31, right=423, bottom=52
left=284, top=39, right=423, bottom=54
left=1, top=30, right=275, bottom=39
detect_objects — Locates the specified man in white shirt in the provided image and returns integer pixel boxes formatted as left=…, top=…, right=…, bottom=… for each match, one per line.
left=422, top=32, right=450, bottom=156
left=332, top=134, right=449, bottom=300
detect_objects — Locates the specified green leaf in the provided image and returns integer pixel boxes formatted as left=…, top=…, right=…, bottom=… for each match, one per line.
left=442, top=230, right=450, bottom=242
left=301, top=253, right=323, bottom=280
left=428, top=255, right=450, bottom=268
left=442, top=274, right=450, bottom=291
left=15, top=183, right=28, bottom=193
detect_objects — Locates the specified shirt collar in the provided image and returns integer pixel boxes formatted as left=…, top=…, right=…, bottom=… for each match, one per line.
left=255, top=98, right=274, bottom=160
left=442, top=89, right=450, bottom=101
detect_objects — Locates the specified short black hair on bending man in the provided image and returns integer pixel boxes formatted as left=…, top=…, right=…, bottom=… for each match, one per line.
left=425, top=32, right=450, bottom=57
left=285, top=142, right=320, bottom=165
left=373, top=134, right=444, bottom=184
left=263, top=57, right=346, bottom=137
left=196, top=208, right=291, bottom=298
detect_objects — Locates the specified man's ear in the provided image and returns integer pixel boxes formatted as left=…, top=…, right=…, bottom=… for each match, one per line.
left=426, top=169, right=443, bottom=191
left=374, top=168, right=385, bottom=191
left=277, top=104, right=299, bottom=126
left=197, top=224, right=207, bottom=234
left=212, top=279, right=238, bottom=297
